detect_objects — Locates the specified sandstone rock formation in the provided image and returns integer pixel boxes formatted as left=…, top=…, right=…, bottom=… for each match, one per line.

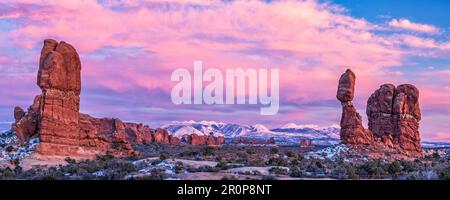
left=179, top=134, right=225, bottom=146
left=12, top=39, right=224, bottom=158
left=337, top=69, right=373, bottom=145
left=299, top=139, right=314, bottom=148
left=367, top=84, right=422, bottom=154
left=336, top=69, right=423, bottom=157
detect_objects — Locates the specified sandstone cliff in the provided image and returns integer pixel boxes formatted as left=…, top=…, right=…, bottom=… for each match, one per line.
left=12, top=39, right=224, bottom=158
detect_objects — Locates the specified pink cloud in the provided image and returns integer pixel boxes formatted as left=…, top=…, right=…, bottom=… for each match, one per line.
left=0, top=0, right=449, bottom=142
left=389, top=18, right=440, bottom=34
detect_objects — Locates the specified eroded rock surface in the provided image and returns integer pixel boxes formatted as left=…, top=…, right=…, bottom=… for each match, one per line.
left=337, top=69, right=423, bottom=158
left=11, top=39, right=224, bottom=158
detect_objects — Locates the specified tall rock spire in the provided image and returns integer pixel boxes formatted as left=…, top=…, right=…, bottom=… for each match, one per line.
left=337, top=69, right=373, bottom=145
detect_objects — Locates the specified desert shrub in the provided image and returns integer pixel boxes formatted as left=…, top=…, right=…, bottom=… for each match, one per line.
left=216, top=161, right=229, bottom=170
left=290, top=159, right=300, bottom=166
left=315, top=161, right=324, bottom=169
left=289, top=167, right=303, bottom=177
left=174, top=161, right=184, bottom=174
left=215, top=156, right=223, bottom=162
left=178, top=150, right=199, bottom=157
left=249, top=158, right=266, bottom=167
left=151, top=159, right=162, bottom=165
left=439, top=166, right=450, bottom=180
left=159, top=152, right=170, bottom=160
left=236, top=152, right=250, bottom=163
left=269, top=167, right=288, bottom=175
left=246, top=149, right=255, bottom=154
left=5, top=146, right=14, bottom=152
left=357, top=160, right=386, bottom=178
left=345, top=165, right=359, bottom=180
left=64, top=157, right=77, bottom=165
left=201, top=147, right=216, bottom=156
left=285, top=151, right=296, bottom=158
left=0, top=167, right=15, bottom=180
left=387, top=161, right=402, bottom=174
left=132, top=168, right=167, bottom=180
left=297, top=154, right=305, bottom=161
left=399, top=160, right=423, bottom=172
left=267, top=157, right=288, bottom=167
left=270, top=148, right=279, bottom=154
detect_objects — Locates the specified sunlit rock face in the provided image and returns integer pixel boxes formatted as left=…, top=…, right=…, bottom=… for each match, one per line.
left=11, top=39, right=224, bottom=158
left=337, top=69, right=423, bottom=158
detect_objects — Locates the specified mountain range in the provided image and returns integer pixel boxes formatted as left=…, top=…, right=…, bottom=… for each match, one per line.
left=162, top=120, right=341, bottom=146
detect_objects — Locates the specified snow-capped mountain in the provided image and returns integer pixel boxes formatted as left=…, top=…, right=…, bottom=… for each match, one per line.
left=162, top=120, right=225, bottom=138
left=161, top=121, right=340, bottom=145
left=271, top=123, right=340, bottom=139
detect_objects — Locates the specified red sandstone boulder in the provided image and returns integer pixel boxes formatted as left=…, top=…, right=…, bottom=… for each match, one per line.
left=216, top=136, right=225, bottom=145
left=154, top=128, right=170, bottom=144
left=12, top=96, right=41, bottom=142
left=337, top=69, right=356, bottom=102
left=299, top=139, right=314, bottom=148
left=14, top=107, right=25, bottom=122
left=366, top=83, right=422, bottom=155
left=206, top=136, right=216, bottom=146
left=190, top=134, right=207, bottom=145
left=169, top=136, right=180, bottom=145
left=337, top=69, right=423, bottom=157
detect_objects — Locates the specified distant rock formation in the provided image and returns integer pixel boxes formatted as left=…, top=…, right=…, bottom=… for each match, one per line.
left=12, top=39, right=224, bottom=158
left=299, top=139, right=314, bottom=148
left=180, top=134, right=225, bottom=146
left=336, top=69, right=423, bottom=158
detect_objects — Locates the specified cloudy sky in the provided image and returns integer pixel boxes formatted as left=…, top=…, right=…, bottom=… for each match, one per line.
left=0, top=0, right=449, bottom=142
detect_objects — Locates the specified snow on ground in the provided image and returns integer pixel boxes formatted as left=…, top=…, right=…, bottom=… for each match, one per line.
left=225, top=166, right=289, bottom=176
left=307, top=144, right=350, bottom=160
left=0, top=131, right=40, bottom=161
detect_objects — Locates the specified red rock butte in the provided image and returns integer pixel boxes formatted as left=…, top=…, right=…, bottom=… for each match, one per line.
left=12, top=39, right=224, bottom=158
left=337, top=69, right=423, bottom=158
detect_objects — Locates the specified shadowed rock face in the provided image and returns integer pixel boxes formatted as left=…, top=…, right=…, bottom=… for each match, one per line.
left=337, top=69, right=423, bottom=157
left=11, top=39, right=224, bottom=157
left=367, top=84, right=422, bottom=154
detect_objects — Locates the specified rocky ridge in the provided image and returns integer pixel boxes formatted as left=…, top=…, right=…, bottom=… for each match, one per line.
left=11, top=39, right=224, bottom=158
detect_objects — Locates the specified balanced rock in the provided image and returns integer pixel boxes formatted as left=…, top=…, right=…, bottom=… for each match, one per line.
left=337, top=69, right=423, bottom=157
left=337, top=69, right=372, bottom=145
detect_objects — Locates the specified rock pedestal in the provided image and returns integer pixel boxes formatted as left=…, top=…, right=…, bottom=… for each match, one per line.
left=337, top=69, right=373, bottom=145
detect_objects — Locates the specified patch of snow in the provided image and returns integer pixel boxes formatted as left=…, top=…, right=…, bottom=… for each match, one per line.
left=281, top=123, right=320, bottom=129
left=92, top=170, right=106, bottom=177
left=0, top=131, right=39, bottom=161
left=307, top=144, right=349, bottom=160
